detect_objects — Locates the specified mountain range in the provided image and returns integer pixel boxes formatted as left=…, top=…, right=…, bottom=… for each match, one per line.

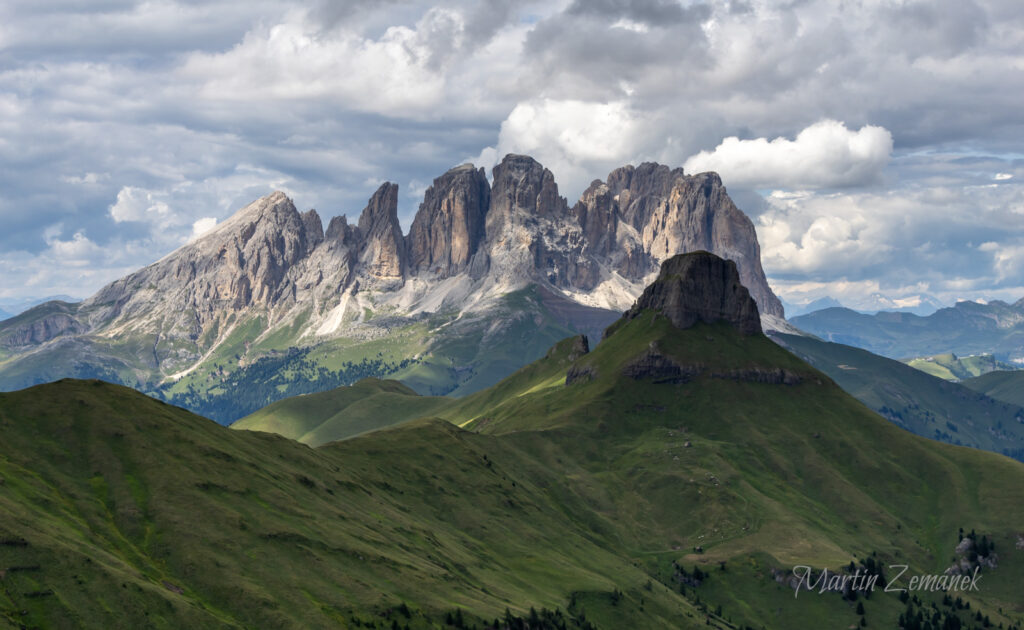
left=781, top=293, right=947, bottom=318
left=3, top=252, right=1021, bottom=629
left=0, top=155, right=783, bottom=422
left=791, top=300, right=1024, bottom=362
left=0, top=295, right=81, bottom=322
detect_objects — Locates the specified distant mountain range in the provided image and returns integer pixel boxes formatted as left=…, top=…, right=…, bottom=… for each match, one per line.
left=0, top=294, right=81, bottom=321
left=782, top=293, right=946, bottom=317
left=0, top=155, right=784, bottom=422
left=791, top=299, right=1024, bottom=361
left=4, top=252, right=1022, bottom=628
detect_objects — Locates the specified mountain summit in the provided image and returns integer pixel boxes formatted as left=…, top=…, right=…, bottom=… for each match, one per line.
left=0, top=155, right=785, bottom=411
left=613, top=251, right=762, bottom=337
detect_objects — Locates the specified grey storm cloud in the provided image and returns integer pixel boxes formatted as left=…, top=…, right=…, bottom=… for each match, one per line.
left=0, top=0, right=1023, bottom=310
left=565, top=0, right=710, bottom=24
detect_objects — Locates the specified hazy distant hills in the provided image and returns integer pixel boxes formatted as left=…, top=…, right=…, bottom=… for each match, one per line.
left=772, top=333, right=1024, bottom=461
left=782, top=293, right=946, bottom=318
left=5, top=253, right=1020, bottom=628
left=0, top=155, right=784, bottom=422
left=791, top=299, right=1024, bottom=361
left=0, top=294, right=80, bottom=321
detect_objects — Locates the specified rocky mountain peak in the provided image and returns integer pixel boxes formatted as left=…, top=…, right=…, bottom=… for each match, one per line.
left=356, top=182, right=406, bottom=283
left=209, top=190, right=295, bottom=235
left=613, top=251, right=762, bottom=336
left=301, top=209, right=324, bottom=248
left=574, top=164, right=784, bottom=318
left=489, top=154, right=567, bottom=221
left=407, top=163, right=490, bottom=278
left=324, top=215, right=355, bottom=244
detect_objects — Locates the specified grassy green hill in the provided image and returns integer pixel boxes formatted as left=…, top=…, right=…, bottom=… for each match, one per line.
left=4, top=313, right=1024, bottom=627
left=964, top=370, right=1024, bottom=408
left=232, top=378, right=450, bottom=445
left=904, top=352, right=1017, bottom=381
left=1, top=379, right=703, bottom=629
left=773, top=333, right=1024, bottom=461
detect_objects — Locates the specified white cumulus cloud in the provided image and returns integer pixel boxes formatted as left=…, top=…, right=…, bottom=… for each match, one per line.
left=476, top=98, right=645, bottom=198
left=684, top=120, right=894, bottom=189
left=190, top=217, right=218, bottom=240
left=109, top=186, right=171, bottom=223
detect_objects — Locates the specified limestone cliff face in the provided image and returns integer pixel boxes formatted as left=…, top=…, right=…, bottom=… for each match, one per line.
left=579, top=163, right=784, bottom=318
left=27, top=191, right=358, bottom=371
left=615, top=251, right=762, bottom=336
left=484, top=154, right=614, bottom=291
left=407, top=164, right=490, bottom=278
left=0, top=302, right=85, bottom=349
left=489, top=154, right=567, bottom=223
left=356, top=183, right=406, bottom=284
left=85, top=192, right=323, bottom=332
left=484, top=155, right=573, bottom=286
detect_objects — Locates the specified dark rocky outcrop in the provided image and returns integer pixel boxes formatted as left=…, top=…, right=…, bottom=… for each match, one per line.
left=621, top=344, right=700, bottom=384
left=566, top=334, right=590, bottom=361
left=711, top=368, right=801, bottom=385
left=565, top=364, right=597, bottom=385
left=615, top=251, right=763, bottom=336
left=407, top=164, right=490, bottom=277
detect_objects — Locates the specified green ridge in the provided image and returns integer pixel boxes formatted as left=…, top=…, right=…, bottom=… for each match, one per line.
left=964, top=370, right=1024, bottom=408
left=904, top=352, right=1017, bottom=381
left=774, top=333, right=1024, bottom=461
left=232, top=378, right=450, bottom=445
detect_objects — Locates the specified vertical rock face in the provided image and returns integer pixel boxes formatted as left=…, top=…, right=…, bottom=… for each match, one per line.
left=483, top=155, right=574, bottom=286
left=407, top=164, right=490, bottom=278
left=614, top=251, right=763, bottom=336
left=325, top=215, right=356, bottom=246
left=606, top=162, right=683, bottom=230
left=301, top=209, right=324, bottom=249
left=356, top=183, right=406, bottom=283
left=574, top=163, right=784, bottom=318
left=78, top=155, right=781, bottom=330
left=489, top=154, right=567, bottom=222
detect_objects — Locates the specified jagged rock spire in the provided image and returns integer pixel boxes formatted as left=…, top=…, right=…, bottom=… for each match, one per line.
left=356, top=183, right=406, bottom=283
left=407, top=164, right=490, bottom=277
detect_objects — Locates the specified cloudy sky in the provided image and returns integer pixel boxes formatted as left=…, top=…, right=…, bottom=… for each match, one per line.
left=1, top=0, right=1022, bottom=313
